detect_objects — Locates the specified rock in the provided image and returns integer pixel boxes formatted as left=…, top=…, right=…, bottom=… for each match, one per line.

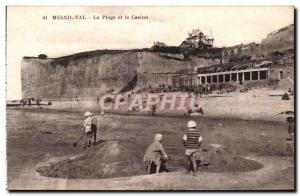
left=22, top=51, right=220, bottom=99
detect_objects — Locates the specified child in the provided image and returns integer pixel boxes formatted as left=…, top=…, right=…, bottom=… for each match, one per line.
left=83, top=111, right=94, bottom=148
left=183, top=120, right=203, bottom=176
left=143, top=134, right=168, bottom=174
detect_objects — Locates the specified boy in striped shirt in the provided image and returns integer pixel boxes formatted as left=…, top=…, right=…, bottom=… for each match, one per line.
left=183, top=120, right=203, bottom=176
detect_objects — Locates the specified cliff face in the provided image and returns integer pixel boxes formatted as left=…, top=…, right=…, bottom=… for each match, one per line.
left=261, top=24, right=294, bottom=55
left=22, top=51, right=139, bottom=99
left=21, top=51, right=219, bottom=99
left=21, top=24, right=294, bottom=100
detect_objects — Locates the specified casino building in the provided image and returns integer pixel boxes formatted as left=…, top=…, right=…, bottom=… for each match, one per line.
left=172, top=55, right=294, bottom=89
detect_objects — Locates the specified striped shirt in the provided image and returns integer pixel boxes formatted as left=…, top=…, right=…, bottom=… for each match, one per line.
left=183, top=128, right=202, bottom=149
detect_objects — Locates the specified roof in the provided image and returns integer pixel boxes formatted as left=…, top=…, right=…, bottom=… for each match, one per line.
left=197, top=60, right=273, bottom=74
left=223, top=42, right=259, bottom=50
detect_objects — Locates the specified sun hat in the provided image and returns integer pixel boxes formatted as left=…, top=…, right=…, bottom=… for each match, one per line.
left=84, top=111, right=93, bottom=117
left=187, top=120, right=197, bottom=128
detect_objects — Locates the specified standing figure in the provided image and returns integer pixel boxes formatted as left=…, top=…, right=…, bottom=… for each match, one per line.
left=143, top=134, right=168, bottom=174
left=83, top=111, right=94, bottom=148
left=207, top=85, right=211, bottom=94
left=36, top=97, right=41, bottom=109
left=150, top=103, right=157, bottom=116
left=183, top=120, right=203, bottom=176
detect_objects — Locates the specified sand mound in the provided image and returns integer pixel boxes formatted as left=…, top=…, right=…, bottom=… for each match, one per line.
left=37, top=140, right=263, bottom=179
left=168, top=144, right=263, bottom=173
left=194, top=145, right=263, bottom=172
left=37, top=138, right=145, bottom=179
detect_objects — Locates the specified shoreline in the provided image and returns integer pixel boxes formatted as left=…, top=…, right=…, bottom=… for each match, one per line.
left=7, top=89, right=294, bottom=122
left=6, top=106, right=290, bottom=124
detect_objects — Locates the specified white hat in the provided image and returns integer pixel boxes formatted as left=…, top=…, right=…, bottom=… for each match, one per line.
left=154, top=134, right=163, bottom=142
left=187, top=120, right=197, bottom=128
left=84, top=111, right=93, bottom=117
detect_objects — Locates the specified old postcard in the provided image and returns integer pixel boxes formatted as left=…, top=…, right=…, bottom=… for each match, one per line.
left=6, top=6, right=295, bottom=190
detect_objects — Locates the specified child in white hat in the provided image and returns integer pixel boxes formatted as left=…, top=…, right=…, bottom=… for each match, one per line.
left=183, top=120, right=203, bottom=176
left=83, top=111, right=93, bottom=148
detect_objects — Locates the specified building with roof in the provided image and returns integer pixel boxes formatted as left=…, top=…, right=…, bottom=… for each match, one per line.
left=172, top=55, right=294, bottom=90
left=180, top=28, right=214, bottom=49
left=222, top=42, right=262, bottom=64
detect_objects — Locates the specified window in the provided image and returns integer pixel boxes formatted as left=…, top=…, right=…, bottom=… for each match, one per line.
left=225, top=74, right=230, bottom=82
left=252, top=71, right=258, bottom=80
left=244, top=72, right=250, bottom=81
left=201, top=76, right=206, bottom=84
left=218, top=75, right=224, bottom=83
left=207, top=76, right=212, bottom=83
left=231, top=73, right=237, bottom=81
left=279, top=71, right=283, bottom=80
left=212, top=75, right=218, bottom=83
left=259, top=71, right=267, bottom=80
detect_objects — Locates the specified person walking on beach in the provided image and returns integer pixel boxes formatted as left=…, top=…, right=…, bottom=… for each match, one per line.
left=36, top=97, right=41, bottom=109
left=83, top=111, right=94, bottom=148
left=143, top=134, right=168, bottom=174
left=183, top=120, right=203, bottom=176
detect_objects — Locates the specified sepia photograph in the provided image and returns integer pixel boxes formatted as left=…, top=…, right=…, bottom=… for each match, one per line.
left=6, top=6, right=295, bottom=190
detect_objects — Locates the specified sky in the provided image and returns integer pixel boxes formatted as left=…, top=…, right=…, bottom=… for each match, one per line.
left=6, top=6, right=294, bottom=100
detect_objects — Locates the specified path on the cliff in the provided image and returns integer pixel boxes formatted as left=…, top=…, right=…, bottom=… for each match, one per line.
left=8, top=155, right=294, bottom=190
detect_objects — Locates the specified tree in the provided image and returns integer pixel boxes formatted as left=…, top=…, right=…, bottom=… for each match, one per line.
left=38, top=54, right=47, bottom=59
